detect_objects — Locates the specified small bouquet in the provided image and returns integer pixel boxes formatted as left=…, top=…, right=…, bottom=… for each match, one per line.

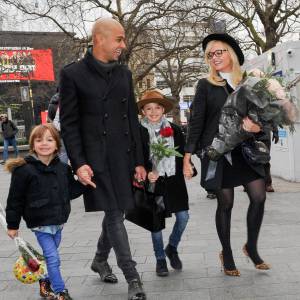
left=13, top=238, right=47, bottom=284
left=206, top=69, right=299, bottom=161
left=148, top=126, right=182, bottom=193
left=150, top=127, right=182, bottom=162
left=0, top=203, right=47, bottom=284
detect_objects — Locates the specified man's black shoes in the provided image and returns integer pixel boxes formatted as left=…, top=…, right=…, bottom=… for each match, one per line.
left=91, top=259, right=118, bottom=283
left=128, top=278, right=146, bottom=300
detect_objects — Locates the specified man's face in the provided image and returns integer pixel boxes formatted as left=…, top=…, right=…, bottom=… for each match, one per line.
left=95, top=25, right=126, bottom=62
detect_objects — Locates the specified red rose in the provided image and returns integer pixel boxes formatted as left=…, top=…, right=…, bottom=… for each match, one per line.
left=160, top=127, right=174, bottom=137
left=27, top=258, right=40, bottom=272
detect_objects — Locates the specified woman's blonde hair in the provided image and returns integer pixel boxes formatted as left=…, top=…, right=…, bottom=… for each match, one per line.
left=29, top=123, right=61, bottom=154
left=204, top=40, right=243, bottom=87
left=4, top=124, right=61, bottom=173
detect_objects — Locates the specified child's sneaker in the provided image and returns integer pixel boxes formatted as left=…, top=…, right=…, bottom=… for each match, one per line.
left=55, top=289, right=73, bottom=300
left=39, top=279, right=56, bottom=299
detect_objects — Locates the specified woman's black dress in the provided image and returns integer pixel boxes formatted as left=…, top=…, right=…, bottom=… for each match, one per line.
left=185, top=78, right=264, bottom=191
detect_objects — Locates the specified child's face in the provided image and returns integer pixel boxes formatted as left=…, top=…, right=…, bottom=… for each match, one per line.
left=33, top=129, right=57, bottom=159
left=142, top=102, right=165, bottom=124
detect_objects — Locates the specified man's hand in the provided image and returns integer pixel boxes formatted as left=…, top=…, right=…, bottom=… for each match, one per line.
left=76, top=164, right=96, bottom=188
left=134, top=166, right=147, bottom=182
left=272, top=131, right=279, bottom=144
left=7, top=229, right=18, bottom=239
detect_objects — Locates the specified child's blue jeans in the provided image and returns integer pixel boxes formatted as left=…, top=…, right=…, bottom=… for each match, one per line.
left=34, top=229, right=65, bottom=293
left=151, top=210, right=189, bottom=260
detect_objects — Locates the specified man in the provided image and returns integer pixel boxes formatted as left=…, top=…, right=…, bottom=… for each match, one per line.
left=0, top=114, right=19, bottom=163
left=59, top=18, right=147, bottom=300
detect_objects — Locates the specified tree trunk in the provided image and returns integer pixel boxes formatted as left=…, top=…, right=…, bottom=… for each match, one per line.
left=171, top=93, right=181, bottom=125
left=263, top=22, right=278, bottom=52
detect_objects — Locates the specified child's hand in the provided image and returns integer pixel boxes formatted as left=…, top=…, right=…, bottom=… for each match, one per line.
left=7, top=229, right=18, bottom=239
left=148, top=171, right=159, bottom=183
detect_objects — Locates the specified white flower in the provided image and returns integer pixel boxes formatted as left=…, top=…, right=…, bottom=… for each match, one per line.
left=248, top=68, right=265, bottom=78
left=267, top=78, right=287, bottom=100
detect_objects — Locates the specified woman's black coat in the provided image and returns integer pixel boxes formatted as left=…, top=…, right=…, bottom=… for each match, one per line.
left=59, top=51, right=144, bottom=212
left=140, top=123, right=189, bottom=213
left=185, top=78, right=265, bottom=190
left=6, top=156, right=84, bottom=229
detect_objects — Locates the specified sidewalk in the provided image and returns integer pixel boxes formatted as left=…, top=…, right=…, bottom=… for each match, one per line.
left=1, top=159, right=300, bottom=300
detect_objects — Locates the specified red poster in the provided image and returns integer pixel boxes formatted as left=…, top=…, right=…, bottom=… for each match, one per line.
left=40, top=111, right=48, bottom=124
left=0, top=49, right=55, bottom=81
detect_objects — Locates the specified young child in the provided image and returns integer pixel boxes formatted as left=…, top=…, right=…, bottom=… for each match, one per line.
left=137, top=89, right=190, bottom=277
left=5, top=123, right=84, bottom=300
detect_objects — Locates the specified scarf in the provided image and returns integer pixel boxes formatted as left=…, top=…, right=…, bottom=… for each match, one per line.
left=141, top=116, right=176, bottom=177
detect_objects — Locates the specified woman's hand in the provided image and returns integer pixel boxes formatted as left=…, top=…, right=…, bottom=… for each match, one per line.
left=242, top=117, right=261, bottom=133
left=7, top=229, right=18, bottom=239
left=148, top=171, right=159, bottom=183
left=183, top=153, right=194, bottom=180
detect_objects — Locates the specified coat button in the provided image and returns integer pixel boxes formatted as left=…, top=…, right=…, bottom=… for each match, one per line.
left=103, top=131, right=107, bottom=136
left=127, top=148, right=131, bottom=153
left=104, top=113, right=108, bottom=118
left=123, top=114, right=127, bottom=119
left=122, top=97, right=127, bottom=103
left=124, top=131, right=129, bottom=136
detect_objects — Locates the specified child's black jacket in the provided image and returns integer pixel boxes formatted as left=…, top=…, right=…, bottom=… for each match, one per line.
left=6, top=155, right=84, bottom=229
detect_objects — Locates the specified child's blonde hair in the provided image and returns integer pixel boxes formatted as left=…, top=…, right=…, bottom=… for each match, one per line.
left=4, top=123, right=61, bottom=173
left=205, top=40, right=243, bottom=87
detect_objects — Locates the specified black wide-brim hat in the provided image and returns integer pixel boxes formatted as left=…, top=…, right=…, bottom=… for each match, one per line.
left=202, top=33, right=244, bottom=66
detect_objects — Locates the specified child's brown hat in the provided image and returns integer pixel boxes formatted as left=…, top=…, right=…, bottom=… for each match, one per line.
left=137, top=90, right=174, bottom=114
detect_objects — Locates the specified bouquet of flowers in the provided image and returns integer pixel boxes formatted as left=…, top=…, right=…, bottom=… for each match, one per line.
left=148, top=126, right=182, bottom=193
left=13, top=238, right=47, bottom=284
left=0, top=203, right=47, bottom=284
left=206, top=69, right=298, bottom=161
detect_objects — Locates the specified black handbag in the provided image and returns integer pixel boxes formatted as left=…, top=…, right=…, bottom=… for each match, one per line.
left=125, top=181, right=165, bottom=232
left=241, top=139, right=270, bottom=165
left=190, top=161, right=198, bottom=177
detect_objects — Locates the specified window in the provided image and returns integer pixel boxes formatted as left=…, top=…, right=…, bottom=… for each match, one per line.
left=156, top=80, right=169, bottom=89
left=184, top=81, right=196, bottom=88
left=183, top=95, right=194, bottom=102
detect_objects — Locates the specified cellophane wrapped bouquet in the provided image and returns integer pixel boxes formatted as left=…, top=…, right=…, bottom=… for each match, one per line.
left=0, top=204, right=47, bottom=284
left=206, top=69, right=299, bottom=161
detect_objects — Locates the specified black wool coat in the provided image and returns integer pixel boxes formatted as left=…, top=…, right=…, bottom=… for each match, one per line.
left=185, top=78, right=265, bottom=190
left=140, top=123, right=189, bottom=214
left=6, top=156, right=84, bottom=229
left=59, top=51, right=144, bottom=212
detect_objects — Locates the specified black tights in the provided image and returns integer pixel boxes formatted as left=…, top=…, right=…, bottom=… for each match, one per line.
left=215, top=178, right=266, bottom=270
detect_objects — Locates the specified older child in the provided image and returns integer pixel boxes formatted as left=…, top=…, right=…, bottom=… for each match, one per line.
left=5, top=123, right=84, bottom=300
left=137, top=90, right=189, bottom=277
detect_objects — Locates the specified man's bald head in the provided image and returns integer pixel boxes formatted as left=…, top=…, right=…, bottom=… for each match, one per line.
left=92, top=18, right=124, bottom=40
left=91, top=18, right=126, bottom=62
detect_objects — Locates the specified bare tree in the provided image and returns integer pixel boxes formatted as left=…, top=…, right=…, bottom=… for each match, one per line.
left=194, top=0, right=300, bottom=54
left=153, top=20, right=209, bottom=124
left=1, top=0, right=211, bottom=82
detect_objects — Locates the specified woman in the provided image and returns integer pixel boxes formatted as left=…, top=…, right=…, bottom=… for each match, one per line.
left=183, top=33, right=270, bottom=276
left=138, top=90, right=189, bottom=277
